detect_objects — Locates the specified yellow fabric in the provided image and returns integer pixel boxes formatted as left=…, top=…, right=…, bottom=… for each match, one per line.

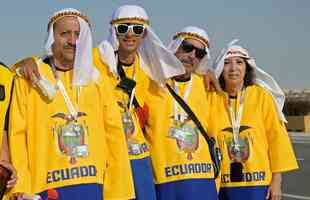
left=0, top=65, right=13, bottom=147
left=8, top=58, right=129, bottom=197
left=94, top=48, right=151, bottom=161
left=0, top=64, right=13, bottom=200
left=145, top=75, right=215, bottom=184
left=93, top=48, right=136, bottom=200
left=207, top=85, right=298, bottom=188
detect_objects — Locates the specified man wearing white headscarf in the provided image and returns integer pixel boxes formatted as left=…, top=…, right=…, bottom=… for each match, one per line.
left=144, top=26, right=218, bottom=200
left=94, top=5, right=185, bottom=200
left=206, top=41, right=298, bottom=200
left=9, top=8, right=131, bottom=200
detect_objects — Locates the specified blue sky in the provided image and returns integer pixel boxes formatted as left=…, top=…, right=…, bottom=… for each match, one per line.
left=0, top=0, right=309, bottom=89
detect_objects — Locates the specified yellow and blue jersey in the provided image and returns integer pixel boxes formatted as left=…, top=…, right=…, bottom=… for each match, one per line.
left=145, top=74, right=218, bottom=200
left=93, top=48, right=156, bottom=200
left=207, top=85, right=298, bottom=200
left=8, top=57, right=129, bottom=200
left=0, top=63, right=13, bottom=143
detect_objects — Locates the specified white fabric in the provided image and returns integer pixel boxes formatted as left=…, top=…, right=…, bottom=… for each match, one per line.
left=213, top=40, right=287, bottom=122
left=98, top=40, right=118, bottom=74
left=44, top=8, right=99, bottom=86
left=168, top=26, right=211, bottom=75
left=98, top=5, right=185, bottom=85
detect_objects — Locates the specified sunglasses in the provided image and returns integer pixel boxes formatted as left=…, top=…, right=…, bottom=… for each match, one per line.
left=180, top=40, right=207, bottom=59
left=115, top=24, right=145, bottom=36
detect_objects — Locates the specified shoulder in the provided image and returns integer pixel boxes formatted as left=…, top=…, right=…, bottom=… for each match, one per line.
left=247, top=84, right=273, bottom=97
left=0, top=62, right=12, bottom=74
left=246, top=84, right=275, bottom=106
left=92, top=47, right=113, bottom=77
left=0, top=62, right=13, bottom=82
left=192, top=74, right=206, bottom=89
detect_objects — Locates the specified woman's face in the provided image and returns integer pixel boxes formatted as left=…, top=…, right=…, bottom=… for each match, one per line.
left=222, top=56, right=246, bottom=87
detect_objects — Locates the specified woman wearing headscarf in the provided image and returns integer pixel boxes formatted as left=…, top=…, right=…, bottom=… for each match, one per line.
left=207, top=41, right=298, bottom=200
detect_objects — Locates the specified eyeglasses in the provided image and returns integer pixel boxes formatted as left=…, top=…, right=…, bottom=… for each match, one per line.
left=115, top=24, right=145, bottom=36
left=180, top=40, right=207, bottom=59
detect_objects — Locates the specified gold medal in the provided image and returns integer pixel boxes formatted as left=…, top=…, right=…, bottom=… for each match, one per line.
left=118, top=100, right=135, bottom=137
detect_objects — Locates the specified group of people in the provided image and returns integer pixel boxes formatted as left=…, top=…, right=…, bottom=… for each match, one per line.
left=0, top=4, right=298, bottom=200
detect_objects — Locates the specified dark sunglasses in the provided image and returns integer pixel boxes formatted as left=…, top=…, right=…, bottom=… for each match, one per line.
left=115, top=24, right=145, bottom=36
left=180, top=40, right=207, bottom=59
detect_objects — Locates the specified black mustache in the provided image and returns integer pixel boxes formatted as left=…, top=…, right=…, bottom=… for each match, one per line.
left=64, top=44, right=76, bottom=49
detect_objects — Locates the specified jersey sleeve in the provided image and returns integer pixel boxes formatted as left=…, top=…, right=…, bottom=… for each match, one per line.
left=94, top=48, right=135, bottom=199
left=8, top=77, right=32, bottom=194
left=262, top=90, right=298, bottom=173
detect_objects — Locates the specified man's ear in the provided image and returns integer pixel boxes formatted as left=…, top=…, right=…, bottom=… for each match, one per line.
left=142, top=29, right=148, bottom=39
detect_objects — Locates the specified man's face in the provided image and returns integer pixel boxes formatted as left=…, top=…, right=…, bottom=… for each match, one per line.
left=175, top=38, right=206, bottom=74
left=52, top=16, right=80, bottom=65
left=115, top=23, right=146, bottom=54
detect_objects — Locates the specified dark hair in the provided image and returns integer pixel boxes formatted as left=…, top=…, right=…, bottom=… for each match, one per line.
left=219, top=58, right=255, bottom=90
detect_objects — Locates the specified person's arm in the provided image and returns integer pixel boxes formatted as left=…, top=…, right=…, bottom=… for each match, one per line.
left=266, top=172, right=282, bottom=200
left=11, top=57, right=41, bottom=83
left=0, top=131, right=17, bottom=190
left=203, top=69, right=222, bottom=92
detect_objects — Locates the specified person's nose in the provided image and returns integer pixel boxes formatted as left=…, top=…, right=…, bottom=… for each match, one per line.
left=230, top=61, right=238, bottom=71
left=68, top=33, right=78, bottom=45
left=125, top=27, right=134, bottom=38
left=188, top=49, right=196, bottom=60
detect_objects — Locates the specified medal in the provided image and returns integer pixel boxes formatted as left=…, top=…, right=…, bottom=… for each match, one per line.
left=226, top=88, right=250, bottom=182
left=128, top=140, right=148, bottom=155
left=118, top=100, right=135, bottom=137
left=168, top=79, right=199, bottom=160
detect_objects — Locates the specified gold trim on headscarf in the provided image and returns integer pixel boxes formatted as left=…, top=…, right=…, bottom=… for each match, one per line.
left=173, top=32, right=209, bottom=48
left=226, top=50, right=249, bottom=58
left=48, top=11, right=91, bottom=29
left=110, top=17, right=149, bottom=25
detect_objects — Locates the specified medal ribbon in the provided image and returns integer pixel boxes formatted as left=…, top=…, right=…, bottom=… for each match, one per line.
left=227, top=88, right=246, bottom=145
left=128, top=59, right=137, bottom=110
left=116, top=53, right=139, bottom=110
left=173, top=78, right=192, bottom=123
left=56, top=80, right=79, bottom=118
left=49, top=59, right=79, bottom=119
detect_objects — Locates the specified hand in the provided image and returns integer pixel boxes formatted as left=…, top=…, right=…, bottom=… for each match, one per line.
left=203, top=69, right=222, bottom=92
left=266, top=173, right=282, bottom=200
left=0, top=160, right=17, bottom=189
left=12, top=57, right=41, bottom=84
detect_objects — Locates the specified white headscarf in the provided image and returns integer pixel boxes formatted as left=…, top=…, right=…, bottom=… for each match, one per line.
left=168, top=26, right=211, bottom=75
left=214, top=40, right=287, bottom=122
left=98, top=5, right=185, bottom=85
left=45, top=8, right=99, bottom=86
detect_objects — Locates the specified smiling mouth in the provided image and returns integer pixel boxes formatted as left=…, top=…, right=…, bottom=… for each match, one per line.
left=228, top=74, right=240, bottom=79
left=124, top=40, right=136, bottom=44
